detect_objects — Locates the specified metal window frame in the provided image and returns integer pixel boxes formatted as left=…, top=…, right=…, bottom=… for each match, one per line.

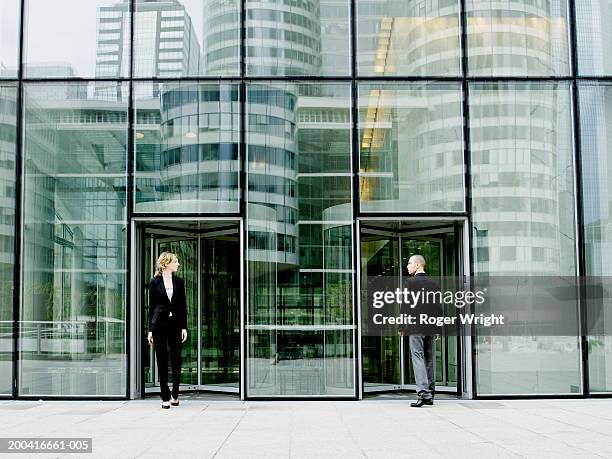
left=130, top=216, right=244, bottom=400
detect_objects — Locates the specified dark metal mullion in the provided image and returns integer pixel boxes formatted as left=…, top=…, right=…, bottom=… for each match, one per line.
left=12, top=0, right=27, bottom=399
left=453, top=222, right=462, bottom=396
left=567, top=0, right=589, bottom=398
left=240, top=0, right=247, bottom=400
left=125, top=0, right=135, bottom=400
left=458, top=0, right=477, bottom=400
left=350, top=0, right=359, bottom=399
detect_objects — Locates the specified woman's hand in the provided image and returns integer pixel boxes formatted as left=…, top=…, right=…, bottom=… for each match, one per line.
left=181, top=329, right=188, bottom=343
left=147, top=331, right=153, bottom=346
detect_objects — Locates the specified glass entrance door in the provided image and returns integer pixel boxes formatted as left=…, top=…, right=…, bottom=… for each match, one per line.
left=143, top=223, right=240, bottom=394
left=361, top=223, right=460, bottom=394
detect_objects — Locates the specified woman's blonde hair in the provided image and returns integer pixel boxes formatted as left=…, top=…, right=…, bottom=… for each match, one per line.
left=155, top=252, right=178, bottom=277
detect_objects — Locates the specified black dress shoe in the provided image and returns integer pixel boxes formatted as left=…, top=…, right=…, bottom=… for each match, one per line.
left=410, top=398, right=433, bottom=407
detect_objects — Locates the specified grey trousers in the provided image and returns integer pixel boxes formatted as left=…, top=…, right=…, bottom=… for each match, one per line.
left=409, top=335, right=436, bottom=400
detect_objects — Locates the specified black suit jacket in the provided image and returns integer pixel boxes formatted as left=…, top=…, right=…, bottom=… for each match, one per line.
left=400, top=272, right=443, bottom=335
left=148, top=275, right=187, bottom=332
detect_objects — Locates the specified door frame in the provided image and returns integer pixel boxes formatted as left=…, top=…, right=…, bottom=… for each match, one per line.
left=129, top=217, right=244, bottom=400
left=356, top=217, right=472, bottom=399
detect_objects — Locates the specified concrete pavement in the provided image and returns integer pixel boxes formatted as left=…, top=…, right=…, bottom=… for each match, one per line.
left=1, top=396, right=611, bottom=458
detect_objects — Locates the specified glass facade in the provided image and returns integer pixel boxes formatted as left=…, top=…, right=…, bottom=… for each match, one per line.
left=20, top=82, right=128, bottom=396
left=1, top=0, right=611, bottom=399
left=0, top=84, right=17, bottom=394
left=470, top=82, right=581, bottom=395
left=579, top=83, right=612, bottom=393
left=246, top=82, right=354, bottom=396
left=0, top=0, right=20, bottom=78
left=466, top=0, right=571, bottom=77
left=358, top=82, right=464, bottom=212
left=133, top=81, right=241, bottom=213
left=356, top=0, right=462, bottom=76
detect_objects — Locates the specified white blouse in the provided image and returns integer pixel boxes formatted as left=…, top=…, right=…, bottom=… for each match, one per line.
left=165, top=286, right=173, bottom=316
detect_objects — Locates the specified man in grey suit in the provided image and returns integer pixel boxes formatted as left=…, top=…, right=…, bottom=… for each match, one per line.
left=406, top=254, right=439, bottom=407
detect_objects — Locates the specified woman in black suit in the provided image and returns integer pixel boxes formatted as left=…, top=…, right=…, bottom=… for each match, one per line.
left=147, top=252, right=188, bottom=409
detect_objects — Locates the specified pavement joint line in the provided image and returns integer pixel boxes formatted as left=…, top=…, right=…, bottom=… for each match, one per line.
left=331, top=403, right=368, bottom=459
left=209, top=403, right=250, bottom=458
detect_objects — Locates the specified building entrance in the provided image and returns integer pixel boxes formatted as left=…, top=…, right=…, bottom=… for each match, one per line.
left=136, top=220, right=241, bottom=396
left=360, top=220, right=464, bottom=395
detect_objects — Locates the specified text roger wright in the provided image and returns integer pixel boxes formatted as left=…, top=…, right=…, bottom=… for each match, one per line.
left=370, top=287, right=504, bottom=327
left=371, top=312, right=505, bottom=327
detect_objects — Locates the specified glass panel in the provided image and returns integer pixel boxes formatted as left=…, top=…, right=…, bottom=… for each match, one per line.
left=361, top=236, right=400, bottom=388
left=246, top=82, right=354, bottom=396
left=134, top=82, right=241, bottom=213
left=20, top=82, right=128, bottom=396
left=0, top=84, right=17, bottom=394
left=134, top=0, right=240, bottom=77
left=24, top=0, right=130, bottom=78
left=470, top=82, right=581, bottom=395
left=400, top=235, right=457, bottom=388
left=575, top=1, right=612, bottom=76
left=466, top=0, right=570, bottom=77
left=0, top=0, right=20, bottom=78
left=358, top=82, right=464, bottom=213
left=579, top=83, right=612, bottom=392
left=201, top=234, right=240, bottom=388
left=246, top=0, right=351, bottom=76
left=356, top=0, right=461, bottom=76
left=156, top=238, right=198, bottom=385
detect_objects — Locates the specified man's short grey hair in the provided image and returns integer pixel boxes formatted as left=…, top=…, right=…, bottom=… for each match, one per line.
left=409, top=254, right=426, bottom=267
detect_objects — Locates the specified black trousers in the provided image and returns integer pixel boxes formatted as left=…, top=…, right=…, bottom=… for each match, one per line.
left=153, top=319, right=182, bottom=401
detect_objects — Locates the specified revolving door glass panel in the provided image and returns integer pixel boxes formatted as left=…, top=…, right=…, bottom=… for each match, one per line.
left=361, top=222, right=460, bottom=393
left=142, top=222, right=240, bottom=393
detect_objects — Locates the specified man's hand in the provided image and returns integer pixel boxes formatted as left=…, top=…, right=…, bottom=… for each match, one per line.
left=181, top=329, right=188, bottom=343
left=147, top=331, right=153, bottom=345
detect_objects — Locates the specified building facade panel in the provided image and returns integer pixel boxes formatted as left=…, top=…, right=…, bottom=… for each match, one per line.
left=470, top=81, right=581, bottom=395
left=356, top=0, right=462, bottom=77
left=358, top=82, right=465, bottom=213
left=133, top=81, right=241, bottom=213
left=466, top=0, right=571, bottom=77
left=19, top=82, right=128, bottom=396
left=23, top=0, right=131, bottom=78
left=0, top=0, right=20, bottom=78
left=0, top=83, right=17, bottom=394
left=579, top=82, right=612, bottom=393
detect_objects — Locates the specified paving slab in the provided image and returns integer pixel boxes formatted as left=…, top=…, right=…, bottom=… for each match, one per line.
left=0, top=398, right=610, bottom=458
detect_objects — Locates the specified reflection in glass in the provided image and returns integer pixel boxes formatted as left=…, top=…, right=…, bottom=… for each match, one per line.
left=246, top=82, right=354, bottom=396
left=24, top=0, right=131, bottom=78
left=575, top=1, right=612, bottom=76
left=134, top=0, right=240, bottom=77
left=0, top=0, right=20, bottom=78
left=134, top=82, right=240, bottom=213
left=470, top=82, right=580, bottom=395
left=358, top=83, right=464, bottom=213
left=356, top=0, right=461, bottom=76
left=0, top=84, right=17, bottom=393
left=20, top=82, right=128, bottom=396
left=200, top=236, right=240, bottom=387
left=579, top=83, right=612, bottom=392
left=246, top=0, right=351, bottom=76
left=466, top=0, right=570, bottom=77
